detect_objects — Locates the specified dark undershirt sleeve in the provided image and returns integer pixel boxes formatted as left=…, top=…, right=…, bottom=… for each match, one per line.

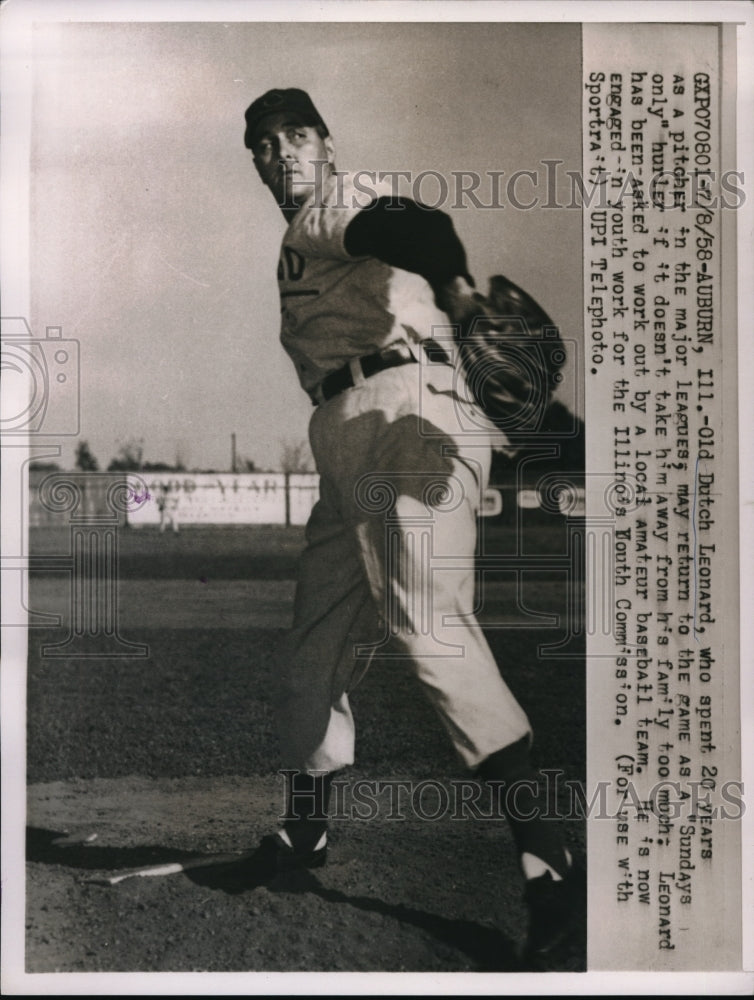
left=343, top=196, right=474, bottom=297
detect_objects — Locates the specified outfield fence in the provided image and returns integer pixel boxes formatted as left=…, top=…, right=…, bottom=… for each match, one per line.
left=21, top=470, right=587, bottom=658
left=27, top=470, right=585, bottom=528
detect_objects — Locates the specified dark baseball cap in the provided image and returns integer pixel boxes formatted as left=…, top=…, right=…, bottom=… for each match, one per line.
left=244, top=88, right=328, bottom=149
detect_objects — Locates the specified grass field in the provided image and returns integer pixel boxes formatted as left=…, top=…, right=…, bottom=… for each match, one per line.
left=24, top=522, right=586, bottom=974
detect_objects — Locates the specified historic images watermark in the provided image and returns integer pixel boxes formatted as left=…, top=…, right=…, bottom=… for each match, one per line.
left=1, top=317, right=80, bottom=436
left=276, top=769, right=745, bottom=824
left=272, top=160, right=746, bottom=213
left=1, top=315, right=150, bottom=656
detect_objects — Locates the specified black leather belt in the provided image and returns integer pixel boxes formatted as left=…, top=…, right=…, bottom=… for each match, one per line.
left=312, top=341, right=450, bottom=406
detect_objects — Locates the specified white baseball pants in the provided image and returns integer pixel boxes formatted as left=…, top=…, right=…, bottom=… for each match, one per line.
left=274, top=358, right=531, bottom=774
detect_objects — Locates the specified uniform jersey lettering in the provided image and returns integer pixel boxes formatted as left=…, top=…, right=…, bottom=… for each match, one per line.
left=279, top=172, right=447, bottom=394
left=278, top=246, right=306, bottom=282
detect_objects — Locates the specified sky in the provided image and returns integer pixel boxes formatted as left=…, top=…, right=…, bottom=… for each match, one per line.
left=24, top=19, right=582, bottom=472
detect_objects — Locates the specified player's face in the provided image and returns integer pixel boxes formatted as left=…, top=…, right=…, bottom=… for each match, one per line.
left=251, top=112, right=335, bottom=209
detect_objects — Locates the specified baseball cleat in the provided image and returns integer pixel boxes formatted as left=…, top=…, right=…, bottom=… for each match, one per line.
left=201, top=832, right=327, bottom=892
left=258, top=830, right=328, bottom=873
left=521, top=863, right=585, bottom=968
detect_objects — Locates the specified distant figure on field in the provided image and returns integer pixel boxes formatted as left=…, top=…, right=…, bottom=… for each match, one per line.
left=157, top=483, right=180, bottom=533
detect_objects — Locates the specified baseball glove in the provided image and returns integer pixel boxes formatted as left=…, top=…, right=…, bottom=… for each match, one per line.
left=451, top=274, right=566, bottom=439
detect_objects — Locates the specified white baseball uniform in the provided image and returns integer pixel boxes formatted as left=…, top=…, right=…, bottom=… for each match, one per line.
left=274, top=172, right=531, bottom=774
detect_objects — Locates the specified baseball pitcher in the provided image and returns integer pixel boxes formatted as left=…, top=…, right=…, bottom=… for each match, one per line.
left=233, top=87, right=581, bottom=965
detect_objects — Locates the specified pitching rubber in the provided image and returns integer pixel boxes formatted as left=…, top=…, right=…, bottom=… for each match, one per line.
left=83, top=851, right=255, bottom=886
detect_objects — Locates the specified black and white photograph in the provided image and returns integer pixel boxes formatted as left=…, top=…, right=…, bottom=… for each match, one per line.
left=1, top=1, right=752, bottom=995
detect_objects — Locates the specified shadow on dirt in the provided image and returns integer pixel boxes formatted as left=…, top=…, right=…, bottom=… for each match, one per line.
left=285, top=869, right=523, bottom=972
left=26, top=826, right=204, bottom=872
left=186, top=862, right=522, bottom=971
left=27, top=826, right=584, bottom=971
